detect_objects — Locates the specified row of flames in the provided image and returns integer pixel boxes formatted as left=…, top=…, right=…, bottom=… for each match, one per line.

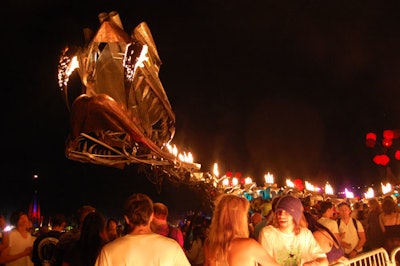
left=165, top=142, right=398, bottom=200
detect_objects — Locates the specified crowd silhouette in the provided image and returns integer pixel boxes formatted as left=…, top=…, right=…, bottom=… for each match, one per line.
left=1, top=192, right=400, bottom=265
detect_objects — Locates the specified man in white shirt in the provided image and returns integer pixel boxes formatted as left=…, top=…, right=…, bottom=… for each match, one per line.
left=337, top=202, right=366, bottom=258
left=2, top=211, right=36, bottom=266
left=318, top=201, right=340, bottom=241
left=94, top=193, right=190, bottom=266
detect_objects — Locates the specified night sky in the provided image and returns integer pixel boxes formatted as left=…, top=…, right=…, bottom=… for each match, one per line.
left=2, top=0, right=400, bottom=220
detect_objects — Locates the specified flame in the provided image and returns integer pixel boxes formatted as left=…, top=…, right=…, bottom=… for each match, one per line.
left=178, top=152, right=193, bottom=163
left=66, top=56, right=79, bottom=76
left=345, top=188, right=354, bottom=198
left=232, top=177, right=239, bottom=186
left=136, top=45, right=149, bottom=68
left=286, top=179, right=294, bottom=188
left=166, top=144, right=194, bottom=163
left=364, top=187, right=375, bottom=199
left=245, top=177, right=253, bottom=185
left=58, top=53, right=79, bottom=90
left=166, top=143, right=178, bottom=157
left=123, top=43, right=149, bottom=81
left=305, top=181, right=314, bottom=191
left=382, top=182, right=392, bottom=194
left=264, top=172, right=274, bottom=184
left=325, top=182, right=334, bottom=195
left=213, top=163, right=219, bottom=177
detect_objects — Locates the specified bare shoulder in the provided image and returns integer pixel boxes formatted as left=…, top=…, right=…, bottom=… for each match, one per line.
left=313, top=230, right=323, bottom=238
left=229, top=238, right=278, bottom=266
left=231, top=238, right=258, bottom=248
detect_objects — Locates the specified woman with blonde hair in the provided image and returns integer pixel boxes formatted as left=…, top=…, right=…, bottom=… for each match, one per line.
left=203, top=194, right=279, bottom=266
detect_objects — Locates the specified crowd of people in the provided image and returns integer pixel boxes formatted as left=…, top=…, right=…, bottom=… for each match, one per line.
left=0, top=192, right=400, bottom=265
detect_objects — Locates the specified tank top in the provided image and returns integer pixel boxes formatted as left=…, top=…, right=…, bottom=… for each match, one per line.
left=383, top=213, right=400, bottom=239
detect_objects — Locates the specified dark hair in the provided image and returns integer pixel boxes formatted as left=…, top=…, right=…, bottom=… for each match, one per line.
left=353, top=202, right=361, bottom=210
left=368, top=198, right=381, bottom=213
left=382, top=196, right=397, bottom=215
left=153, top=203, right=168, bottom=220
left=271, top=195, right=282, bottom=212
left=304, top=211, right=340, bottom=247
left=10, top=210, right=27, bottom=226
left=106, top=218, right=118, bottom=228
left=124, top=193, right=153, bottom=232
left=319, top=201, right=333, bottom=215
left=77, top=205, right=95, bottom=225
left=79, top=211, right=107, bottom=266
left=337, top=202, right=350, bottom=209
left=52, top=214, right=67, bottom=227
left=192, top=225, right=205, bottom=245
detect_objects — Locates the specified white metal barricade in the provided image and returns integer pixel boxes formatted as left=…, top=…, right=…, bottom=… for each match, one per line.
left=332, top=247, right=400, bottom=266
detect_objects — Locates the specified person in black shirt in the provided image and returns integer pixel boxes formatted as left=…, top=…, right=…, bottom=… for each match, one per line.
left=31, top=214, right=66, bottom=266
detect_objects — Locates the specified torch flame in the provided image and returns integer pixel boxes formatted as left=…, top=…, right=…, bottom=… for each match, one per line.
left=213, top=163, right=219, bottom=177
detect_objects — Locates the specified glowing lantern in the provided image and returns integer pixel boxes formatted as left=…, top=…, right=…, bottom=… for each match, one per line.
left=373, top=155, right=380, bottom=165
left=226, top=171, right=233, bottom=178
left=395, top=150, right=400, bottom=160
left=373, top=154, right=390, bottom=166
left=383, top=130, right=395, bottom=140
left=293, top=178, right=305, bottom=191
left=382, top=138, right=393, bottom=147
left=366, top=132, right=377, bottom=140
left=365, top=132, right=376, bottom=148
left=380, top=154, right=390, bottom=165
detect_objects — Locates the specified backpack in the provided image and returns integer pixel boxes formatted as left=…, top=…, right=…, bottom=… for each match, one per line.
left=337, top=218, right=359, bottom=239
left=167, top=225, right=184, bottom=249
left=167, top=225, right=178, bottom=240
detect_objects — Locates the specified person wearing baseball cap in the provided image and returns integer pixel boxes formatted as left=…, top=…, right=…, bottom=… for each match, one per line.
left=259, top=195, right=328, bottom=266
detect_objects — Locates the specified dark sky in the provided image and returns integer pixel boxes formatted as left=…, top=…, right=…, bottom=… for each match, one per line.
left=2, top=0, right=400, bottom=220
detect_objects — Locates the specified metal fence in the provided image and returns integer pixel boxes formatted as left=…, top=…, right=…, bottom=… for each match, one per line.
left=332, top=247, right=400, bottom=266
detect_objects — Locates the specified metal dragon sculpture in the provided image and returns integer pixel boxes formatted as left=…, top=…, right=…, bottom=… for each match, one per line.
left=57, top=11, right=217, bottom=192
left=57, top=11, right=277, bottom=207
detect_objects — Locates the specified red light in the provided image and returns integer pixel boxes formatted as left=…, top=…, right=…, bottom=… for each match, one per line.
left=395, top=150, right=400, bottom=160
left=382, top=139, right=393, bottom=147
left=383, top=130, right=395, bottom=140
left=365, top=139, right=376, bottom=148
left=366, top=132, right=377, bottom=141
left=373, top=154, right=390, bottom=166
